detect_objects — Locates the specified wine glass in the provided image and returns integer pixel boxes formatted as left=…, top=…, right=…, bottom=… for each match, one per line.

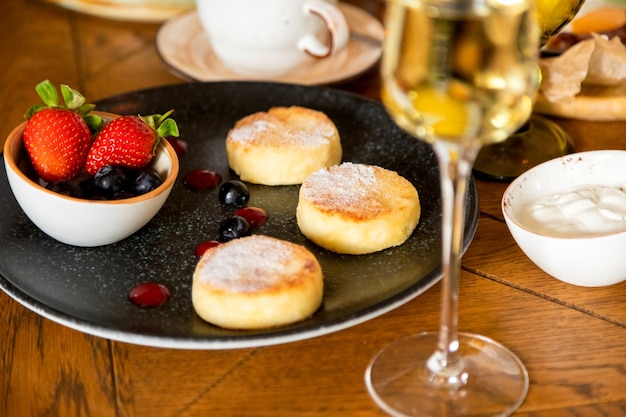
left=472, top=0, right=586, bottom=180
left=365, top=0, right=540, bottom=416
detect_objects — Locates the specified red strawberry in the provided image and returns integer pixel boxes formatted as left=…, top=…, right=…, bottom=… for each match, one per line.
left=22, top=80, right=102, bottom=182
left=84, top=111, right=179, bottom=176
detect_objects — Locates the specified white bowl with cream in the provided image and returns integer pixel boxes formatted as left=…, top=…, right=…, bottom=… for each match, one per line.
left=502, top=150, right=626, bottom=287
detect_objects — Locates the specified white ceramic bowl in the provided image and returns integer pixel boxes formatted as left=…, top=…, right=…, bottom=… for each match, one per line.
left=3, top=115, right=179, bottom=247
left=502, top=150, right=626, bottom=287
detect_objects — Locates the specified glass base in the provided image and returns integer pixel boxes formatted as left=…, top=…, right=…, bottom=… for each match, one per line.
left=365, top=332, right=529, bottom=417
left=473, top=114, right=574, bottom=181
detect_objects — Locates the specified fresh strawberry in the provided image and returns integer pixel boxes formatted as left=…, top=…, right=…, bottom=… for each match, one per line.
left=22, top=80, right=102, bottom=182
left=84, top=111, right=179, bottom=176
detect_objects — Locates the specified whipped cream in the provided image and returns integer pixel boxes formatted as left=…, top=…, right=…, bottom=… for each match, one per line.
left=521, top=185, right=626, bottom=237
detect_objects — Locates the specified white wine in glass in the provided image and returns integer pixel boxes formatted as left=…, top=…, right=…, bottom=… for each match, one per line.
left=365, top=0, right=540, bottom=416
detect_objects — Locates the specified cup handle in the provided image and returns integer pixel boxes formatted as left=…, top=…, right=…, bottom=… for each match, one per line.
left=299, top=0, right=349, bottom=58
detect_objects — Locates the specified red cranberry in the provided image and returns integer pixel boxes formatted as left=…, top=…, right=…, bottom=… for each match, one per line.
left=234, top=206, right=268, bottom=228
left=167, top=138, right=189, bottom=156
left=128, top=283, right=170, bottom=308
left=195, top=240, right=221, bottom=257
left=183, top=169, right=222, bottom=191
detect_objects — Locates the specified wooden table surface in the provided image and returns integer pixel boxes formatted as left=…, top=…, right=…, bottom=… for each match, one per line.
left=2, top=0, right=626, bottom=416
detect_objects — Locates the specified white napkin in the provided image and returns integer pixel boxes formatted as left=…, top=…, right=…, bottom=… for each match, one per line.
left=539, top=34, right=626, bottom=102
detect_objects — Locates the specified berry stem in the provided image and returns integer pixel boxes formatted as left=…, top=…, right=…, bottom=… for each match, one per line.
left=139, top=110, right=180, bottom=140
left=35, top=79, right=60, bottom=108
left=24, top=80, right=102, bottom=128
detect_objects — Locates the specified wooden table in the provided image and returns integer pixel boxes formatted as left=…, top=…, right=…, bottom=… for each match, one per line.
left=2, top=0, right=626, bottom=416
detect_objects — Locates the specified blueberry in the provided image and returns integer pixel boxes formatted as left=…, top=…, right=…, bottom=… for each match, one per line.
left=93, top=165, right=128, bottom=198
left=218, top=180, right=250, bottom=207
left=112, top=190, right=136, bottom=200
left=133, top=169, right=163, bottom=195
left=78, top=177, right=97, bottom=198
left=47, top=181, right=84, bottom=198
left=219, top=215, right=251, bottom=242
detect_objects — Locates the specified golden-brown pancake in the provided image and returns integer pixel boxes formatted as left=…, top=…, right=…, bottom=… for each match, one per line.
left=226, top=106, right=342, bottom=185
left=297, top=163, right=420, bottom=255
left=192, top=235, right=323, bottom=329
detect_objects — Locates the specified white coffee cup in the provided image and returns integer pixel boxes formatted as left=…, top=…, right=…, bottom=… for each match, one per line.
left=196, top=0, right=350, bottom=77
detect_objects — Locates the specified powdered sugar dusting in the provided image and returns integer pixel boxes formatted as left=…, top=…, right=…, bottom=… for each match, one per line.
left=197, top=235, right=298, bottom=293
left=227, top=107, right=336, bottom=149
left=302, top=163, right=386, bottom=217
left=228, top=120, right=273, bottom=143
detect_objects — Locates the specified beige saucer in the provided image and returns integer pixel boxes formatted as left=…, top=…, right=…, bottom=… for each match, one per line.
left=155, top=2, right=383, bottom=85
left=45, top=0, right=193, bottom=23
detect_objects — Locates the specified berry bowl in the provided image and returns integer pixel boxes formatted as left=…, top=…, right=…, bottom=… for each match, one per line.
left=502, top=150, right=626, bottom=287
left=3, top=114, right=179, bottom=247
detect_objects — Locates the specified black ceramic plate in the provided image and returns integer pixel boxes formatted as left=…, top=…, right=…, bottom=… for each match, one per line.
left=0, top=82, right=479, bottom=349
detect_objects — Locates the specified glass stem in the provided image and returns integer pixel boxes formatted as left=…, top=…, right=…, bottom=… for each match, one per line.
left=427, top=140, right=478, bottom=390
